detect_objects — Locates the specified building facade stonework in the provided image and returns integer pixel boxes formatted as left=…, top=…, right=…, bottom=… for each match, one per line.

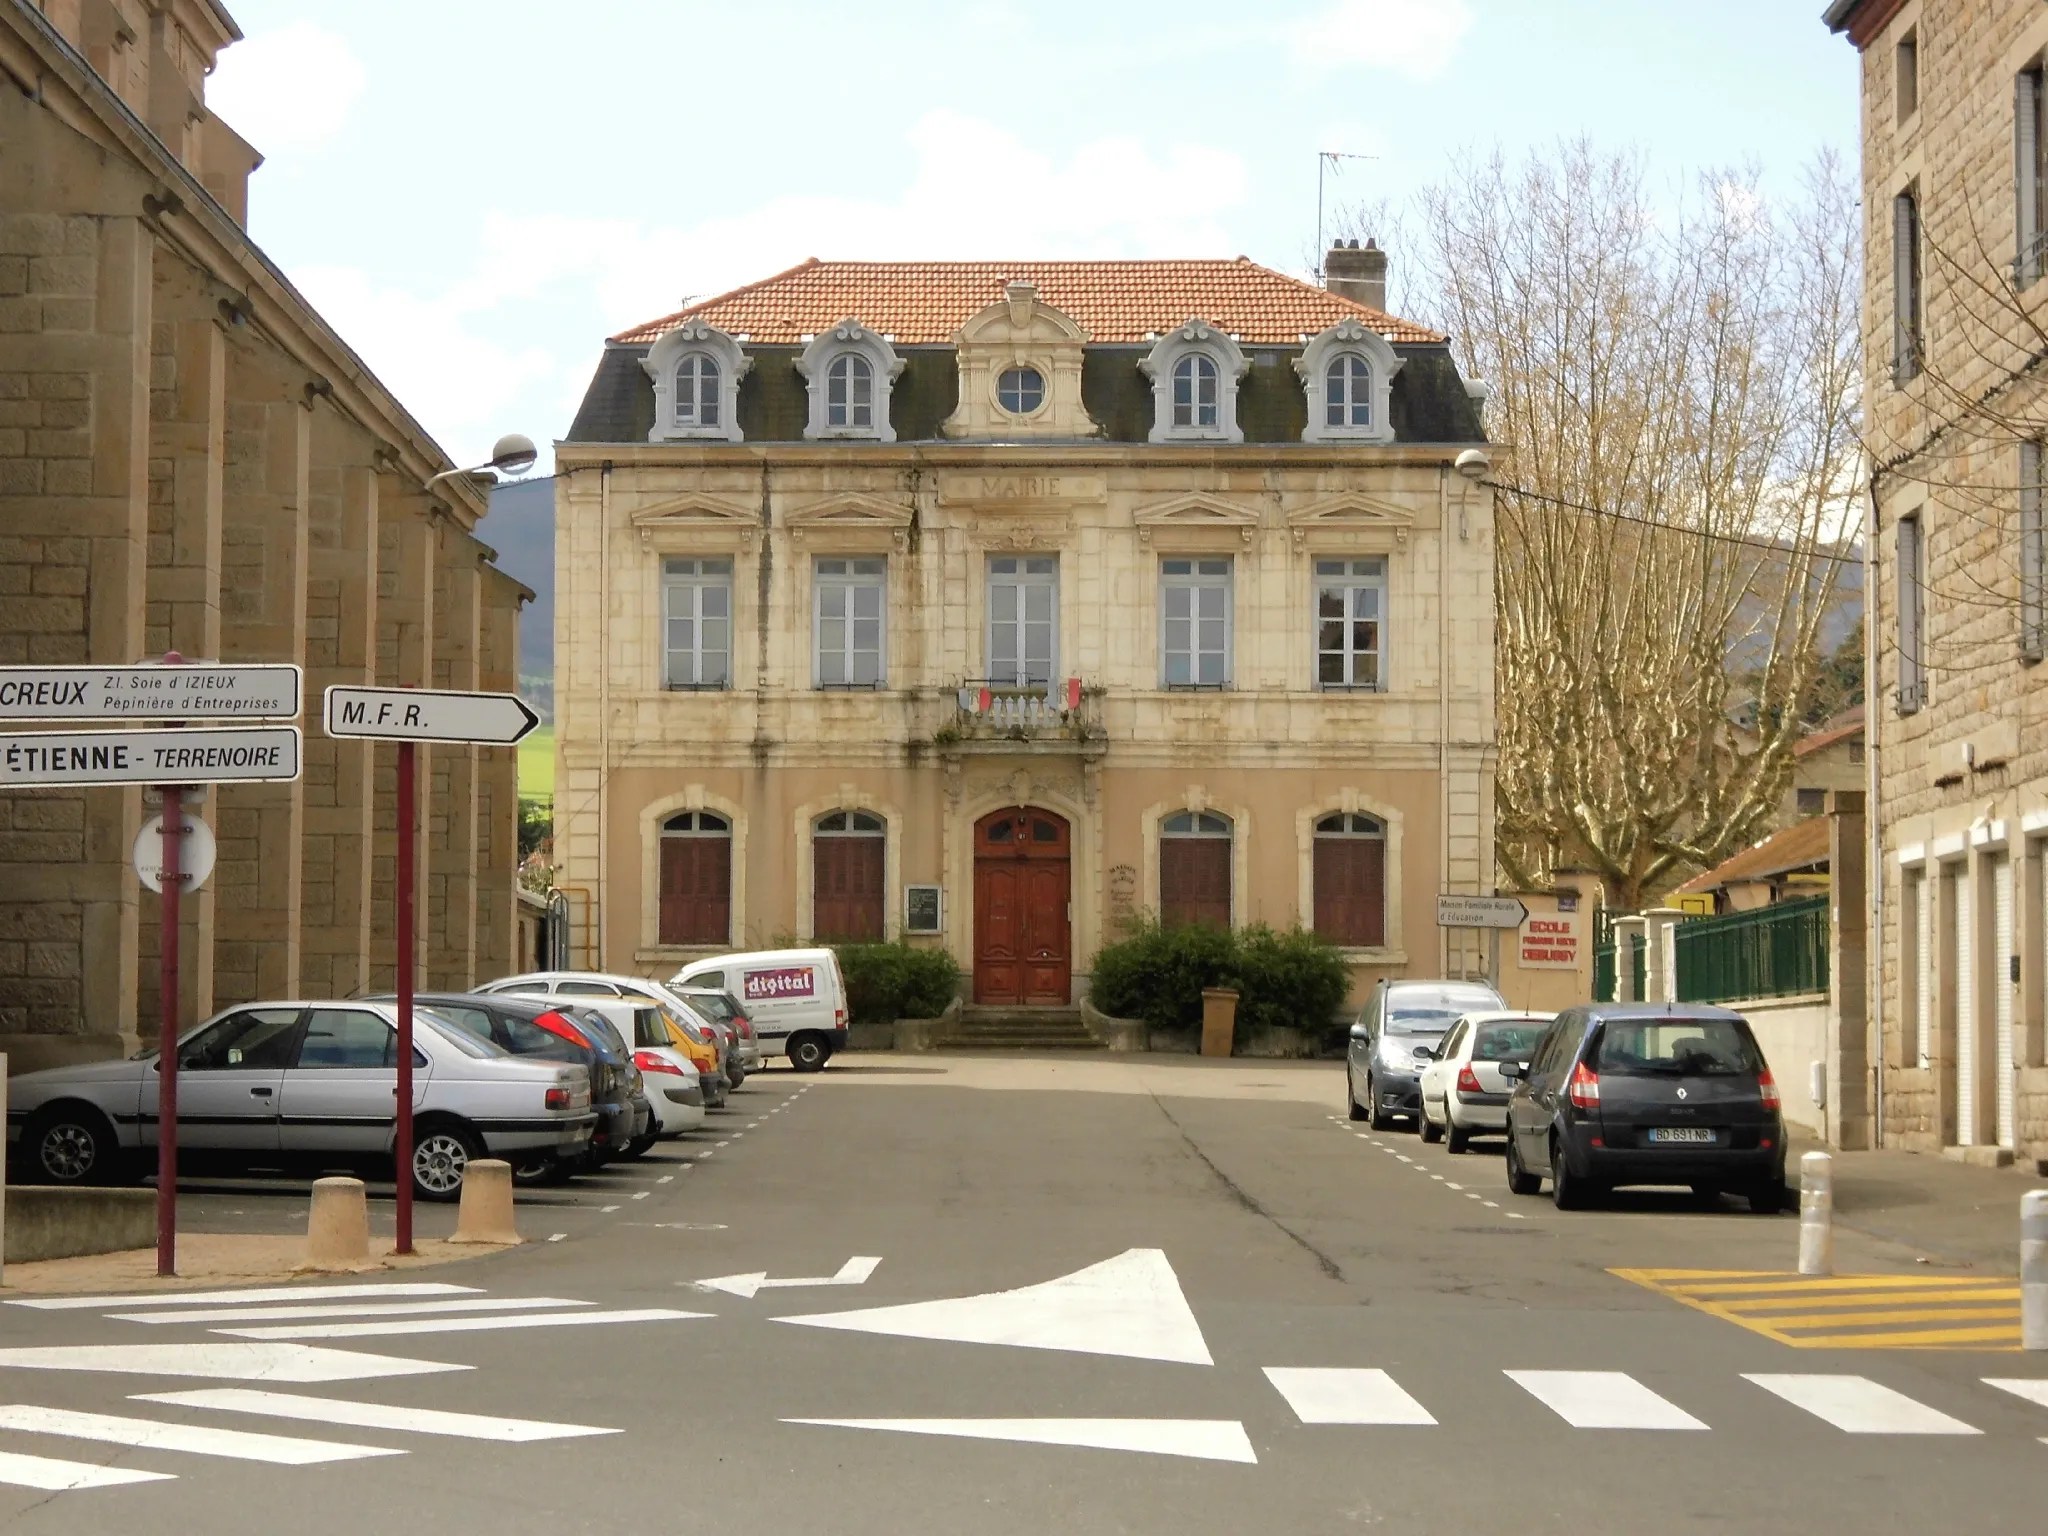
left=556, top=259, right=1496, bottom=1009
left=1831, top=0, right=2048, bottom=1159
left=0, top=0, right=526, bottom=1069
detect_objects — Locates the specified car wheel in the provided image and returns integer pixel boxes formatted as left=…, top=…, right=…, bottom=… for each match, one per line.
left=1690, top=1183, right=1723, bottom=1208
left=1419, top=1102, right=1443, bottom=1144
left=1446, top=1121, right=1471, bottom=1154
left=1366, top=1074, right=1395, bottom=1131
left=621, top=1133, right=657, bottom=1159
left=1550, top=1135, right=1597, bottom=1210
left=1504, top=1129, right=1541, bottom=1196
left=1747, top=1179, right=1786, bottom=1214
left=509, top=1152, right=561, bottom=1187
left=25, top=1104, right=120, bottom=1187
left=788, top=1033, right=829, bottom=1073
left=409, top=1120, right=483, bottom=1203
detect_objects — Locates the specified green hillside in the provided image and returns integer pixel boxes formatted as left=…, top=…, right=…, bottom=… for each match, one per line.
left=519, top=727, right=554, bottom=802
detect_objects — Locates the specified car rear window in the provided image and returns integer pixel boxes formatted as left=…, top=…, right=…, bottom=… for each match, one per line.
left=684, top=992, right=737, bottom=1022
left=1387, top=987, right=1503, bottom=1034
left=1473, top=1022, right=1546, bottom=1060
left=629, top=1007, right=670, bottom=1050
left=417, top=1012, right=507, bottom=1059
left=1591, top=1018, right=1760, bottom=1077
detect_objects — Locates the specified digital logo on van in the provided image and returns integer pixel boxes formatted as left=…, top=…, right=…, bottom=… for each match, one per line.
left=745, top=966, right=816, bottom=1001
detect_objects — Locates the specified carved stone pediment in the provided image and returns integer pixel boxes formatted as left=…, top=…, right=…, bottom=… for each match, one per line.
left=629, top=491, right=761, bottom=548
left=1132, top=492, right=1261, bottom=545
left=1284, top=492, right=1417, bottom=547
left=783, top=492, right=914, bottom=548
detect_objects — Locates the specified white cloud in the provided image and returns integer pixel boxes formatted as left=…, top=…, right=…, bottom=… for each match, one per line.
left=1286, top=0, right=1474, bottom=79
left=206, top=21, right=366, bottom=158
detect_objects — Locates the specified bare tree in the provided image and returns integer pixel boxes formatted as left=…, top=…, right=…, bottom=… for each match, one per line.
left=1339, top=145, right=1864, bottom=907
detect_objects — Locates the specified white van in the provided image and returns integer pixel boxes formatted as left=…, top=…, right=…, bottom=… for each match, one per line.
left=669, top=949, right=848, bottom=1071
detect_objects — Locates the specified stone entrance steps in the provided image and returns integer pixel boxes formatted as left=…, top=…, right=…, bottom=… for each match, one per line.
left=939, top=1006, right=1102, bottom=1051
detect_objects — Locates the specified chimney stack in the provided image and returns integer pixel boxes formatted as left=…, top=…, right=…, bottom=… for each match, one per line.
left=1324, top=238, right=1388, bottom=312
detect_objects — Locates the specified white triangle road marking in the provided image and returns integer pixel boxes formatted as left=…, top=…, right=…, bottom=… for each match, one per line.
left=0, top=1342, right=466, bottom=1382
left=775, top=1248, right=1211, bottom=1365
left=1744, top=1374, right=1980, bottom=1434
left=0, top=1448, right=175, bottom=1490
left=785, top=1418, right=1256, bottom=1463
left=0, top=1404, right=401, bottom=1464
left=1507, top=1371, right=1708, bottom=1430
left=1264, top=1367, right=1436, bottom=1425
left=135, top=1389, right=619, bottom=1443
left=1983, top=1377, right=2048, bottom=1410
left=8, top=1283, right=481, bottom=1312
left=109, top=1297, right=594, bottom=1326
left=219, top=1308, right=710, bottom=1341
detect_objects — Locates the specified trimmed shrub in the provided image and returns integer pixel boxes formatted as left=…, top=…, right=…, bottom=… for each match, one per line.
left=834, top=942, right=961, bottom=1024
left=1089, top=920, right=1350, bottom=1046
left=1229, top=923, right=1352, bottom=1045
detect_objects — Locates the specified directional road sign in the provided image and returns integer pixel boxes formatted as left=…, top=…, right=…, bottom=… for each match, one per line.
left=1436, top=894, right=1530, bottom=929
left=0, top=663, right=300, bottom=721
left=0, top=727, right=302, bottom=788
left=323, top=686, right=540, bottom=745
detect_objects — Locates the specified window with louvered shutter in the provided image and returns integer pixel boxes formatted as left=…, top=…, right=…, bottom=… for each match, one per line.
left=1897, top=514, right=1925, bottom=712
left=813, top=811, right=885, bottom=942
left=2019, top=66, right=2048, bottom=286
left=1159, top=812, right=1232, bottom=930
left=2024, top=442, right=2046, bottom=662
left=1893, top=188, right=1923, bottom=383
left=1312, top=812, right=1386, bottom=947
left=659, top=811, right=731, bottom=945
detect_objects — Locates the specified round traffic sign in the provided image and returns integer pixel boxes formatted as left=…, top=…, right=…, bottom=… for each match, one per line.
left=132, top=813, right=217, bottom=893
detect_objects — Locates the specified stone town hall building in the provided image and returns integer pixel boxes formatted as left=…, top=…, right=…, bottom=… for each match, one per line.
left=555, top=254, right=1496, bottom=1010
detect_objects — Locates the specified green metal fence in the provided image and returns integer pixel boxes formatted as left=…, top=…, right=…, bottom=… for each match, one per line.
left=1671, top=896, right=1830, bottom=1004
left=1592, top=932, right=1646, bottom=1002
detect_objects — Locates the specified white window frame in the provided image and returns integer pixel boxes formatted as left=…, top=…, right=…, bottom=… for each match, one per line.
left=2024, top=441, right=2046, bottom=663
left=1297, top=318, right=1402, bottom=444
left=813, top=556, right=887, bottom=689
left=1315, top=557, right=1389, bottom=692
left=642, top=320, right=750, bottom=442
left=1140, top=319, right=1248, bottom=443
left=2021, top=63, right=2048, bottom=288
left=662, top=557, right=733, bottom=689
left=1897, top=513, right=1924, bottom=712
left=995, top=366, right=1047, bottom=416
left=985, top=555, right=1059, bottom=687
left=1160, top=557, right=1233, bottom=688
left=796, top=318, right=904, bottom=442
left=1893, top=185, right=1923, bottom=385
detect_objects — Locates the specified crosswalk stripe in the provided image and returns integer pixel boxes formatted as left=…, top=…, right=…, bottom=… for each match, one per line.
left=1721, top=1288, right=2022, bottom=1313
left=108, top=1297, right=594, bottom=1326
left=218, top=1307, right=710, bottom=1341
left=1506, top=1371, right=1707, bottom=1430
left=0, top=1404, right=401, bottom=1464
left=1981, top=1378, right=2048, bottom=1410
left=1264, top=1368, right=1436, bottom=1425
left=1733, top=1305, right=2020, bottom=1330
left=0, top=1448, right=175, bottom=1490
left=8, top=1284, right=481, bottom=1312
left=1743, top=1374, right=1980, bottom=1434
left=1673, top=1276, right=2008, bottom=1298
left=134, top=1389, right=619, bottom=1442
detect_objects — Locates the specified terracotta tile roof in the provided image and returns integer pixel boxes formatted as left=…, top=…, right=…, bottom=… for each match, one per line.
left=610, top=258, right=1445, bottom=347
left=1674, top=817, right=1832, bottom=895
left=1793, top=703, right=1866, bottom=759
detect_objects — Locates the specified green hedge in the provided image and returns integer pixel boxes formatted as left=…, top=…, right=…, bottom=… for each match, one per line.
left=834, top=942, right=962, bottom=1024
left=1089, top=921, right=1350, bottom=1045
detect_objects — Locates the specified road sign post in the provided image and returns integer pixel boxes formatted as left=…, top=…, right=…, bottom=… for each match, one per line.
left=157, top=783, right=181, bottom=1278
left=322, top=684, right=539, bottom=1255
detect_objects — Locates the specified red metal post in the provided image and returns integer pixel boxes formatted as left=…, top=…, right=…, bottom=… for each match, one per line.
left=395, top=739, right=415, bottom=1254
left=156, top=784, right=181, bottom=1277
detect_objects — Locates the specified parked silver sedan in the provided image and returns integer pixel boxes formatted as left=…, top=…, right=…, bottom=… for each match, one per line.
left=4, top=1000, right=596, bottom=1201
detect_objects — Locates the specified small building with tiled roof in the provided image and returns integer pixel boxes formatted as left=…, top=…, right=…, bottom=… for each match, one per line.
left=1675, top=818, right=1833, bottom=914
left=552, top=244, right=1497, bottom=1014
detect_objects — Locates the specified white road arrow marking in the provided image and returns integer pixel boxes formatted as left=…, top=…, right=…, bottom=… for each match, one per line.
left=697, top=1256, right=882, bottom=1300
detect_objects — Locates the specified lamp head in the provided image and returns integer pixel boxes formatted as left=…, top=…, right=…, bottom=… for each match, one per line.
left=1454, top=447, right=1491, bottom=482
left=487, top=433, right=538, bottom=478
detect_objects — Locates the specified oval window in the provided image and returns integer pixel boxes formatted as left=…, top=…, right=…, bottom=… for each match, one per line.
left=997, top=366, right=1046, bottom=414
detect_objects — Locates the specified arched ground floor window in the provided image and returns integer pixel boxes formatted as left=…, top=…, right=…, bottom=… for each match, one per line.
left=813, top=810, right=885, bottom=941
left=1160, top=810, right=1232, bottom=929
left=660, top=810, right=731, bottom=945
left=1313, top=811, right=1385, bottom=946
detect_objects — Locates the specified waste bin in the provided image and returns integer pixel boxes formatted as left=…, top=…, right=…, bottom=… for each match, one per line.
left=1200, top=988, right=1239, bottom=1058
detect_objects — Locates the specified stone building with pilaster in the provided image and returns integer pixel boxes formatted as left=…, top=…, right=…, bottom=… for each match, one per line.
left=0, top=0, right=526, bottom=1069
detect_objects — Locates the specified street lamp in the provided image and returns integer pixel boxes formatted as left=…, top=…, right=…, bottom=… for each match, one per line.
left=423, top=432, right=539, bottom=494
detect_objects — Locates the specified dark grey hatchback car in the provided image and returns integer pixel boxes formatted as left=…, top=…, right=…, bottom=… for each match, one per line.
left=1500, top=1003, right=1786, bottom=1212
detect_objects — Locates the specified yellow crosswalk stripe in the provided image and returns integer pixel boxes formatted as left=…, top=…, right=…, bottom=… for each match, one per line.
left=1609, top=1268, right=2023, bottom=1351
left=1720, top=1288, right=2021, bottom=1314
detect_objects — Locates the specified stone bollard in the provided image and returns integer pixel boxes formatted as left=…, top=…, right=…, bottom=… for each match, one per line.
left=450, top=1159, right=520, bottom=1246
left=2023, top=1191, right=2048, bottom=1351
left=303, top=1177, right=370, bottom=1270
left=1798, top=1151, right=1834, bottom=1277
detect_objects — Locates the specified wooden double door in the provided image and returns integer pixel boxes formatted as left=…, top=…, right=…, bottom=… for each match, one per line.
left=973, top=807, right=1071, bottom=1006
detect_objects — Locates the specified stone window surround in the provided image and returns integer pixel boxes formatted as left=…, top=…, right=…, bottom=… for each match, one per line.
left=637, top=785, right=748, bottom=958
left=793, top=790, right=904, bottom=944
left=1157, top=554, right=1234, bottom=689
left=1140, top=791, right=1251, bottom=931
left=795, top=319, right=905, bottom=442
left=811, top=554, right=890, bottom=690
left=1296, top=789, right=1406, bottom=964
left=1139, top=319, right=1250, bottom=444
left=1296, top=319, right=1403, bottom=446
left=636, top=522, right=759, bottom=694
left=643, top=320, right=752, bottom=443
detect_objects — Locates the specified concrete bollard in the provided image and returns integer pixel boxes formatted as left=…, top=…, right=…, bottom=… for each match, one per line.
left=2023, top=1191, right=2048, bottom=1351
left=303, top=1177, right=370, bottom=1270
left=450, top=1159, right=520, bottom=1246
left=1798, top=1151, right=1834, bottom=1277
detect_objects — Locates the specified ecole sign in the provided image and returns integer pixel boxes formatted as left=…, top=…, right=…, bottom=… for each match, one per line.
left=1518, top=912, right=1582, bottom=970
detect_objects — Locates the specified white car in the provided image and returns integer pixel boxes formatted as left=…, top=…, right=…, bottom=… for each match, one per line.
left=570, top=996, right=707, bottom=1136
left=477, top=971, right=729, bottom=1108
left=1418, top=1010, right=1554, bottom=1153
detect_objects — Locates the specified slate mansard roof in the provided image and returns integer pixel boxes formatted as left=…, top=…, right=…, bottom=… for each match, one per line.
left=567, top=257, right=1486, bottom=447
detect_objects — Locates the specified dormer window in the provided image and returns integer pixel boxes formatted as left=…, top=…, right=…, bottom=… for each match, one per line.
left=997, top=366, right=1046, bottom=415
left=1297, top=318, right=1402, bottom=445
left=797, top=319, right=903, bottom=441
left=1141, top=319, right=1248, bottom=443
left=642, top=320, right=750, bottom=443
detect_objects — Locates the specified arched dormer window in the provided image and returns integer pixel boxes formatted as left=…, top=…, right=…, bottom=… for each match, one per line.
left=1141, top=319, right=1248, bottom=443
left=797, top=319, right=904, bottom=442
left=642, top=319, right=751, bottom=443
left=1296, top=318, right=1403, bottom=445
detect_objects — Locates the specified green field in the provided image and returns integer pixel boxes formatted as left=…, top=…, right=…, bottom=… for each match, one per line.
left=519, top=726, right=554, bottom=802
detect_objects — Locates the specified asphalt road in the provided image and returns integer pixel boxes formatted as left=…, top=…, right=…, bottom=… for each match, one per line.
left=0, top=1057, right=2044, bottom=1534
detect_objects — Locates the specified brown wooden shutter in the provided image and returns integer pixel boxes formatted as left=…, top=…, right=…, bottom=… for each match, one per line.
left=814, top=836, right=884, bottom=941
left=1160, top=839, right=1231, bottom=930
left=1314, top=838, right=1385, bottom=947
left=660, top=835, right=731, bottom=945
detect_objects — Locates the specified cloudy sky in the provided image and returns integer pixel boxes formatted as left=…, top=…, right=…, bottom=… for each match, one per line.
left=206, top=0, right=1858, bottom=471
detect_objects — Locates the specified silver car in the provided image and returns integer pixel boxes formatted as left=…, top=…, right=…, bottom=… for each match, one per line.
left=5, top=1000, right=595, bottom=1201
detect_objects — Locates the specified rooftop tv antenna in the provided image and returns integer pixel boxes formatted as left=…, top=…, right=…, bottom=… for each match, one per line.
left=1316, top=150, right=1380, bottom=280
